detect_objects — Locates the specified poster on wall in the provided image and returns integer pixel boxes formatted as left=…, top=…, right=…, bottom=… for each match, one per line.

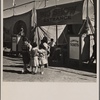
left=69, top=36, right=80, bottom=60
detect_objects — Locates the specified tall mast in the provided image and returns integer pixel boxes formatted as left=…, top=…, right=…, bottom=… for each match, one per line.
left=86, top=0, right=89, bottom=34
left=13, top=0, right=15, bottom=16
left=55, top=0, right=58, bottom=45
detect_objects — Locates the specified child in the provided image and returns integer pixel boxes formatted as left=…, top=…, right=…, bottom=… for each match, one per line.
left=30, top=42, right=39, bottom=74
left=38, top=44, right=48, bottom=74
left=41, top=38, right=50, bottom=68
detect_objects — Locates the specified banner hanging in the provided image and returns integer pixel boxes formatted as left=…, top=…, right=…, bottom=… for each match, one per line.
left=36, top=1, right=83, bottom=26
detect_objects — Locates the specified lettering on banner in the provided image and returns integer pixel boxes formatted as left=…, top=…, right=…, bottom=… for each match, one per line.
left=37, top=1, right=83, bottom=25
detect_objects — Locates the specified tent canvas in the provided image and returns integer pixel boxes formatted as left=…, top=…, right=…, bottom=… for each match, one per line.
left=3, top=10, right=32, bottom=47
left=3, top=0, right=95, bottom=47
left=34, top=0, right=94, bottom=45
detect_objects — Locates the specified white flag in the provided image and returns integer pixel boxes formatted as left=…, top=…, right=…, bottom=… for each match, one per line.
left=13, top=0, right=15, bottom=7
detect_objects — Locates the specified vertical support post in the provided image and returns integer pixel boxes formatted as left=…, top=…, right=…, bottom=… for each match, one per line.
left=56, top=24, right=58, bottom=45
left=34, top=0, right=36, bottom=26
left=44, top=0, right=49, bottom=7
left=13, top=0, right=16, bottom=16
left=31, top=1, right=35, bottom=26
left=79, top=35, right=82, bottom=68
left=16, top=35, right=19, bottom=57
left=67, top=36, right=70, bottom=66
left=44, top=0, right=46, bottom=7
left=86, top=0, right=88, bottom=19
left=93, top=0, right=96, bottom=41
left=86, top=0, right=89, bottom=33
left=55, top=0, right=58, bottom=46
left=37, top=27, right=40, bottom=47
left=13, top=7, right=14, bottom=16
left=13, top=6, right=15, bottom=16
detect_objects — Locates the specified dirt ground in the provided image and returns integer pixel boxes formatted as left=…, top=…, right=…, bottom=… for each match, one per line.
left=3, top=55, right=96, bottom=82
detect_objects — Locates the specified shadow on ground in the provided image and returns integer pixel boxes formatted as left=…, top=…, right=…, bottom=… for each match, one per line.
left=3, top=51, right=22, bottom=58
left=49, top=67, right=96, bottom=78
left=3, top=64, right=31, bottom=74
left=49, top=60, right=96, bottom=73
left=3, top=65, right=23, bottom=68
left=3, top=52, right=96, bottom=73
left=3, top=69, right=22, bottom=74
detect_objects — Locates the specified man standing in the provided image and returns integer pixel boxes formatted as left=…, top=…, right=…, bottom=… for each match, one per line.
left=49, top=38, right=55, bottom=57
left=21, top=37, right=31, bottom=73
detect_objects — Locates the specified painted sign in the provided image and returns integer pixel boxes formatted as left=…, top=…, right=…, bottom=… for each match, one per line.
left=37, top=1, right=83, bottom=26
left=12, top=37, right=17, bottom=42
left=69, top=37, right=80, bottom=59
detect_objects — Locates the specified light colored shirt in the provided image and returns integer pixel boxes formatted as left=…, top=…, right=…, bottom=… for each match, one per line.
left=49, top=41, right=55, bottom=47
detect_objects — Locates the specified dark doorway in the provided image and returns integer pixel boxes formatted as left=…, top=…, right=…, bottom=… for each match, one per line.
left=13, top=20, right=27, bottom=35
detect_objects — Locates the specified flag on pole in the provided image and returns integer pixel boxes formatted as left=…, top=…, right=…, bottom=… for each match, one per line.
left=13, top=0, right=15, bottom=7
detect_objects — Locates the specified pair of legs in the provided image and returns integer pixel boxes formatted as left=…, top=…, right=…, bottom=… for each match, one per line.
left=44, top=63, right=48, bottom=68
left=30, top=57, right=39, bottom=74
left=31, top=65, right=44, bottom=74
left=40, top=65, right=44, bottom=74
left=22, top=63, right=29, bottom=73
left=89, top=52, right=96, bottom=64
left=22, top=52, right=30, bottom=73
left=31, top=66, right=38, bottom=74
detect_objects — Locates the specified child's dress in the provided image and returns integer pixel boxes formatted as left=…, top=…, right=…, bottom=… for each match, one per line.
left=30, top=47, right=39, bottom=67
left=38, top=49, right=47, bottom=66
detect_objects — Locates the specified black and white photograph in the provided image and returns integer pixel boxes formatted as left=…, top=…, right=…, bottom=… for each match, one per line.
left=1, top=0, right=99, bottom=100
left=3, top=0, right=97, bottom=82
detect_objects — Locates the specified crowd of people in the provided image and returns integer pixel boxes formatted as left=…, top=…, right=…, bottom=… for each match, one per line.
left=21, top=36, right=55, bottom=74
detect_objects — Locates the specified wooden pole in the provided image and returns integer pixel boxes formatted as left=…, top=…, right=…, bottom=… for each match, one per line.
left=55, top=0, right=58, bottom=45
left=86, top=0, right=89, bottom=32
left=87, top=0, right=89, bottom=19
left=13, top=6, right=14, bottom=16
left=56, top=24, right=58, bottom=45
left=44, top=0, right=46, bottom=7
left=93, top=0, right=96, bottom=41
left=34, top=0, right=36, bottom=27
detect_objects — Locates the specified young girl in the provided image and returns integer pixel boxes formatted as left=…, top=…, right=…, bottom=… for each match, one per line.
left=38, top=44, right=48, bottom=74
left=30, top=42, right=39, bottom=74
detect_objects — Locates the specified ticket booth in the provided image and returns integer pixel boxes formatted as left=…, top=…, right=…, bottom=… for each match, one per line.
left=11, top=35, right=23, bottom=56
left=68, top=34, right=90, bottom=67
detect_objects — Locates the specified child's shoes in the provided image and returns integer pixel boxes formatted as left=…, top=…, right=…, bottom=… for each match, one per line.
left=40, top=71, right=44, bottom=75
